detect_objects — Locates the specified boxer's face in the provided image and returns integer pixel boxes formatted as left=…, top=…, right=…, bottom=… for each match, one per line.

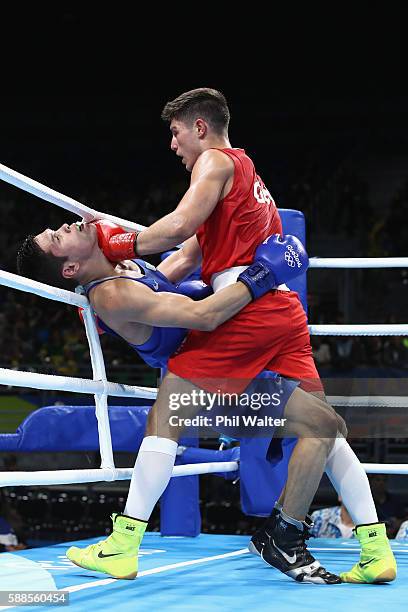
left=35, top=221, right=97, bottom=261
left=169, top=118, right=203, bottom=172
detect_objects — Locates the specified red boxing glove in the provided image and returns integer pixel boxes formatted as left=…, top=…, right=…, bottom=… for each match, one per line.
left=94, top=220, right=127, bottom=260
left=77, top=307, right=105, bottom=335
left=94, top=220, right=139, bottom=263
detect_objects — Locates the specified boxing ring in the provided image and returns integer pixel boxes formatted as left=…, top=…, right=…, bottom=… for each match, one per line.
left=1, top=162, right=408, bottom=609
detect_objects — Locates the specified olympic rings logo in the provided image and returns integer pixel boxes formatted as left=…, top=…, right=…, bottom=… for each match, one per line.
left=285, top=244, right=302, bottom=268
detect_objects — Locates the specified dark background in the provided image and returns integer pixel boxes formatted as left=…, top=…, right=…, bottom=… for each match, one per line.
left=1, top=7, right=408, bottom=546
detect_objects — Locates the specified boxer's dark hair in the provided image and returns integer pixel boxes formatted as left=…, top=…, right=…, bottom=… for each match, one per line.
left=161, top=88, right=230, bottom=134
left=17, top=235, right=76, bottom=291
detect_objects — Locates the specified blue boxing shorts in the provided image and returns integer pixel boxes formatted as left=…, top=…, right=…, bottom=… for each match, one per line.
left=201, top=370, right=299, bottom=446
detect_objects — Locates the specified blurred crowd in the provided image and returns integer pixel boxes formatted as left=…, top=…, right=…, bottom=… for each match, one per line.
left=312, top=333, right=408, bottom=373
left=0, top=289, right=160, bottom=390
left=367, top=178, right=408, bottom=257
left=286, top=163, right=408, bottom=259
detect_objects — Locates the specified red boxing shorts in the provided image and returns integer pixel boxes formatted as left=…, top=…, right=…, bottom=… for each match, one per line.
left=168, top=290, right=323, bottom=394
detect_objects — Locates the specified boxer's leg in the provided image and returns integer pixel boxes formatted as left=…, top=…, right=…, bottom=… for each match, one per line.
left=276, top=388, right=338, bottom=519
left=67, top=371, right=204, bottom=579
left=124, top=371, right=204, bottom=519
left=249, top=389, right=330, bottom=555
left=254, top=387, right=371, bottom=543
left=259, top=386, right=341, bottom=583
left=307, top=392, right=396, bottom=583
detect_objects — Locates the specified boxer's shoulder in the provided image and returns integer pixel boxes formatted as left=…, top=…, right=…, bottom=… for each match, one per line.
left=194, top=148, right=235, bottom=177
left=90, top=275, right=146, bottom=313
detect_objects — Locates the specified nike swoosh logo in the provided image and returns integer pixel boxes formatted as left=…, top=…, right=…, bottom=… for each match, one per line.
left=271, top=539, right=297, bottom=564
left=359, top=558, right=376, bottom=568
left=97, top=551, right=122, bottom=558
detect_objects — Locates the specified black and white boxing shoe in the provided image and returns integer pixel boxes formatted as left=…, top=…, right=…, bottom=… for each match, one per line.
left=248, top=506, right=280, bottom=557
left=260, top=512, right=341, bottom=584
left=249, top=506, right=314, bottom=558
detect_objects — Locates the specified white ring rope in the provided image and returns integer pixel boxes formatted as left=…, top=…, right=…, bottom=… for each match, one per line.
left=0, top=367, right=157, bottom=399
left=2, top=461, right=408, bottom=485
left=0, top=161, right=144, bottom=233
left=309, top=324, right=408, bottom=336
left=0, top=269, right=87, bottom=308
left=1, top=369, right=406, bottom=408
left=0, top=462, right=239, bottom=487
left=362, top=464, right=408, bottom=475
left=327, top=396, right=408, bottom=408
left=309, top=257, right=408, bottom=268
left=1, top=161, right=408, bottom=481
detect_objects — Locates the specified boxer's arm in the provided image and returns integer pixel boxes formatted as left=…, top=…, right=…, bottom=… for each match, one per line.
left=135, top=150, right=234, bottom=255
left=92, top=278, right=251, bottom=333
left=157, top=235, right=202, bottom=284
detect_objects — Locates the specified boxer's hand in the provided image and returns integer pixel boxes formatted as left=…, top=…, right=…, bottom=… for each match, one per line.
left=177, top=279, right=214, bottom=301
left=94, top=220, right=140, bottom=262
left=255, top=234, right=308, bottom=285
left=237, top=234, right=308, bottom=300
left=77, top=307, right=105, bottom=335
left=94, top=220, right=127, bottom=259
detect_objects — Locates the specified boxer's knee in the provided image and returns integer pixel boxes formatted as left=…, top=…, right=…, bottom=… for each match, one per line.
left=283, top=390, right=339, bottom=442
left=307, top=389, right=348, bottom=438
left=309, top=402, right=339, bottom=444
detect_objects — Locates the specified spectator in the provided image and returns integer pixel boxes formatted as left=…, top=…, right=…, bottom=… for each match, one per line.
left=312, top=337, right=332, bottom=367
left=0, top=457, right=28, bottom=552
left=331, top=313, right=365, bottom=371
left=368, top=474, right=405, bottom=537
left=310, top=498, right=355, bottom=538
left=0, top=516, right=26, bottom=552
left=395, top=520, right=408, bottom=540
left=383, top=336, right=408, bottom=369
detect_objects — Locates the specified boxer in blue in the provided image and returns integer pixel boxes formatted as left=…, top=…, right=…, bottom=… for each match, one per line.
left=16, top=220, right=395, bottom=584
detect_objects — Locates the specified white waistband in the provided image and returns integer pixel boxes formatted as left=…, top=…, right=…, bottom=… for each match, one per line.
left=211, top=266, right=290, bottom=293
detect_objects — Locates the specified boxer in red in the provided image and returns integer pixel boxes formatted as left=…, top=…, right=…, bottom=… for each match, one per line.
left=60, top=89, right=396, bottom=584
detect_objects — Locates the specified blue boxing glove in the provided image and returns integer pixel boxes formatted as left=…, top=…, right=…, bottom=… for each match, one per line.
left=255, top=234, right=308, bottom=283
left=177, top=279, right=214, bottom=301
left=238, top=234, right=308, bottom=300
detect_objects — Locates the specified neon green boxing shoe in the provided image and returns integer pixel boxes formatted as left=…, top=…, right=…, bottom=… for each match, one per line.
left=340, top=522, right=397, bottom=583
left=66, top=513, right=147, bottom=579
